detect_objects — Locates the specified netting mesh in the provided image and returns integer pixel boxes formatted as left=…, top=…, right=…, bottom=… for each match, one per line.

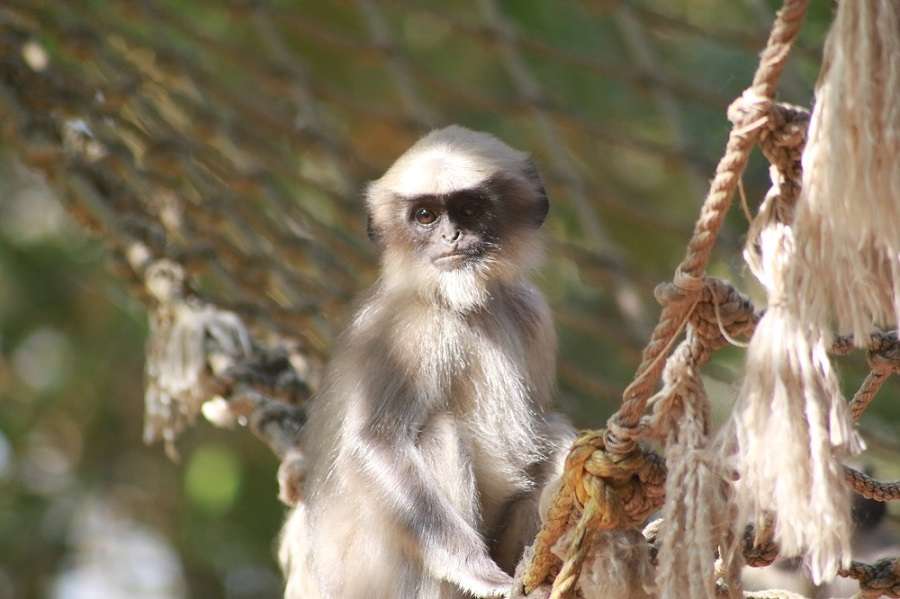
left=4, top=2, right=899, bottom=598
left=1, top=0, right=804, bottom=365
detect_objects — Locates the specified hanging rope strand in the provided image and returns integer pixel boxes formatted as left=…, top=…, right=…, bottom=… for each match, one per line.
left=606, top=0, right=809, bottom=457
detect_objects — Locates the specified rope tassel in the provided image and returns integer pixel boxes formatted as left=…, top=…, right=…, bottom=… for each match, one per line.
left=792, top=0, right=900, bottom=342
left=726, top=132, right=863, bottom=583
left=729, top=307, right=860, bottom=583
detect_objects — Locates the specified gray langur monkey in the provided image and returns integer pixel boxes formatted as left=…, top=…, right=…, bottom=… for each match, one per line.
left=278, top=125, right=575, bottom=599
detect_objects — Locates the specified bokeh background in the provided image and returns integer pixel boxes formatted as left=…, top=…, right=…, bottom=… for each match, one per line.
left=1, top=1, right=899, bottom=598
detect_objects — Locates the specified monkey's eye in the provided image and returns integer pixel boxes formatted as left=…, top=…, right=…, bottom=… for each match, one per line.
left=414, top=207, right=437, bottom=225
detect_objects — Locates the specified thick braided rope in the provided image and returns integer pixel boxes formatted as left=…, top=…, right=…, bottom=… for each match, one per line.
left=520, top=5, right=810, bottom=593
left=521, top=89, right=900, bottom=595
left=521, top=432, right=665, bottom=595
left=523, top=279, right=756, bottom=597
left=546, top=477, right=610, bottom=599
left=850, top=369, right=892, bottom=422
left=606, top=0, right=809, bottom=457
left=641, top=277, right=757, bottom=437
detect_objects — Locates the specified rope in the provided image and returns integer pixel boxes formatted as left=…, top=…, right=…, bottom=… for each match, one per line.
left=521, top=431, right=666, bottom=596
left=521, top=3, right=813, bottom=592
left=840, top=559, right=900, bottom=598
left=606, top=0, right=810, bottom=457
left=850, top=370, right=893, bottom=423
left=843, top=467, right=900, bottom=503
left=851, top=333, right=900, bottom=421
left=742, top=520, right=780, bottom=569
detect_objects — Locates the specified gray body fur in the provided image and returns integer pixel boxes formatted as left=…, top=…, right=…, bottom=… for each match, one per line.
left=279, top=126, right=573, bottom=599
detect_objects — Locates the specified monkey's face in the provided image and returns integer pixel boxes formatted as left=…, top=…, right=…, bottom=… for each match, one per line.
left=366, top=126, right=549, bottom=309
left=404, top=187, right=499, bottom=272
left=377, top=172, right=547, bottom=276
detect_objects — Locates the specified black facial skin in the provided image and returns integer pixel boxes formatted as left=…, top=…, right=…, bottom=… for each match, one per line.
left=366, top=169, right=550, bottom=261
left=407, top=188, right=499, bottom=270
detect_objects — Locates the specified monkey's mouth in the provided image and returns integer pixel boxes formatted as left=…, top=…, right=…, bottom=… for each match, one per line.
left=432, top=250, right=482, bottom=270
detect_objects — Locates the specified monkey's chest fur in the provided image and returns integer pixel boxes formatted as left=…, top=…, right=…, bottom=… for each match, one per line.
left=386, top=293, right=551, bottom=526
left=301, top=283, right=556, bottom=584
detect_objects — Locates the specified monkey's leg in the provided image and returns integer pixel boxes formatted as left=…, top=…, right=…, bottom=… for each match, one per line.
left=491, top=490, right=542, bottom=574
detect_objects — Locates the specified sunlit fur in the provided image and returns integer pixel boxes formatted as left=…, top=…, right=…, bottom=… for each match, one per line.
left=368, top=125, right=547, bottom=313
left=279, top=125, right=573, bottom=599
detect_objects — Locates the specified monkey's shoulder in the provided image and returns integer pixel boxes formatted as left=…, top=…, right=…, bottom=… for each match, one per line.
left=323, top=282, right=554, bottom=400
left=489, top=281, right=552, bottom=331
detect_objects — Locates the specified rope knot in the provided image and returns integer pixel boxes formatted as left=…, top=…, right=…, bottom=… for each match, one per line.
left=727, top=89, right=773, bottom=135
left=146, top=259, right=186, bottom=304
left=757, top=102, right=810, bottom=186
left=690, top=277, right=758, bottom=350
left=654, top=268, right=704, bottom=306
left=570, top=432, right=665, bottom=521
left=742, top=520, right=780, bottom=568
left=867, top=331, right=900, bottom=374
left=522, top=430, right=666, bottom=595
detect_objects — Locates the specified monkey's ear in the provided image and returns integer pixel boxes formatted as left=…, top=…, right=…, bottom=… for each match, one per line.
left=366, top=210, right=382, bottom=246
left=523, top=159, right=550, bottom=227
left=364, top=183, right=384, bottom=246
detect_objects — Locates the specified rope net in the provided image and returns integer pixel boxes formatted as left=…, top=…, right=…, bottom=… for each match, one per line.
left=2, top=1, right=899, bottom=597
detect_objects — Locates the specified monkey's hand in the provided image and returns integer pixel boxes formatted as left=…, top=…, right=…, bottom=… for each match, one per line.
left=456, top=553, right=513, bottom=598
left=428, top=533, right=513, bottom=598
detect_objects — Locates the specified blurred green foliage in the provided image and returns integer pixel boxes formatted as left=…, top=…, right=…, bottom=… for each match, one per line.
left=1, top=1, right=899, bottom=598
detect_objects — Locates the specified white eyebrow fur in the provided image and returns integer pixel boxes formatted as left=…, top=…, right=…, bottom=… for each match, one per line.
left=369, top=125, right=531, bottom=200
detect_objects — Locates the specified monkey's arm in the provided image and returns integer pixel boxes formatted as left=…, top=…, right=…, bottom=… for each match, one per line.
left=491, top=285, right=573, bottom=570
left=350, top=422, right=513, bottom=597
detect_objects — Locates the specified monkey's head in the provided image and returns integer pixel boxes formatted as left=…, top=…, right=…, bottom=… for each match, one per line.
left=366, top=125, right=549, bottom=311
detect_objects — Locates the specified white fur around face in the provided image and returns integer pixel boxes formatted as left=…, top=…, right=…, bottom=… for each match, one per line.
left=379, top=238, right=544, bottom=314
left=369, top=125, right=548, bottom=313
left=380, top=247, right=492, bottom=313
left=372, top=125, right=530, bottom=199
left=436, top=267, right=492, bottom=313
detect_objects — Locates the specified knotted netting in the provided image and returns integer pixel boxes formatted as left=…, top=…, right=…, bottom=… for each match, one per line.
left=2, top=1, right=899, bottom=597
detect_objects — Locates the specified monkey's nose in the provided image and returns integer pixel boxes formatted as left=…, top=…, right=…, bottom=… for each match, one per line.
left=442, top=229, right=462, bottom=245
